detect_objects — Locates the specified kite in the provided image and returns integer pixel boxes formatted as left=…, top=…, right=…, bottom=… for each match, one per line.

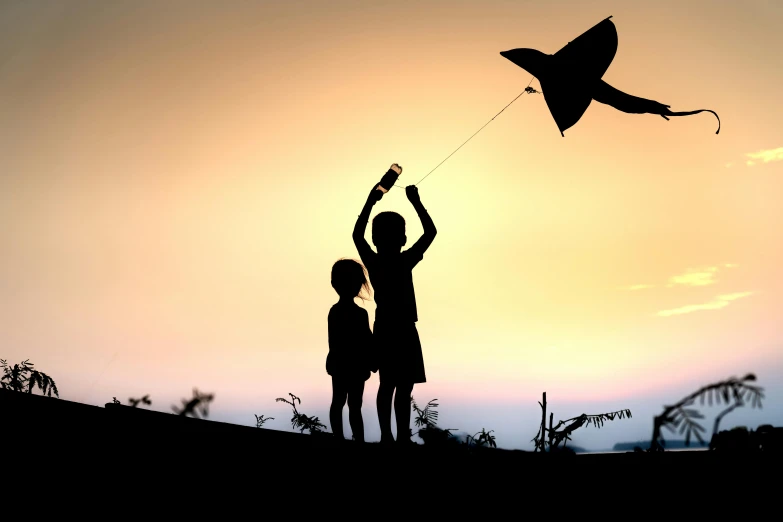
left=499, top=16, right=720, bottom=136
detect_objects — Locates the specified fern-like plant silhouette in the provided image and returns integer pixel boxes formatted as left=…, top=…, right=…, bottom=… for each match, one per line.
left=411, top=396, right=457, bottom=445
left=0, top=359, right=59, bottom=397
left=531, top=392, right=631, bottom=452
left=411, top=397, right=439, bottom=429
left=649, top=373, right=764, bottom=452
left=172, top=388, right=214, bottom=418
left=255, top=414, right=274, bottom=428
left=275, top=393, right=326, bottom=434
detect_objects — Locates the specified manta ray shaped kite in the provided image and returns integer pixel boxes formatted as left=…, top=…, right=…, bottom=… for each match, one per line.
left=500, top=16, right=720, bottom=136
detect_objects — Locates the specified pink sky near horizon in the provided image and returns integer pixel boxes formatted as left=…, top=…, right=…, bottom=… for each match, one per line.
left=1, top=0, right=782, bottom=449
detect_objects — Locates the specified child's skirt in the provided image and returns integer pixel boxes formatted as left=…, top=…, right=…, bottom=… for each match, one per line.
left=372, top=321, right=426, bottom=385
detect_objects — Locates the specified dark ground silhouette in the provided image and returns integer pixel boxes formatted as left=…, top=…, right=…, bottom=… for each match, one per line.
left=3, top=376, right=782, bottom=513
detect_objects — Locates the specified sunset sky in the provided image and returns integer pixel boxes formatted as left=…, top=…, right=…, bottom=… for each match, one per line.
left=1, top=0, right=781, bottom=450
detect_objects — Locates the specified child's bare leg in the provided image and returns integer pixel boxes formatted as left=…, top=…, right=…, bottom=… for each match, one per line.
left=394, top=382, right=414, bottom=443
left=330, top=377, right=348, bottom=440
left=377, top=381, right=395, bottom=442
left=347, top=381, right=365, bottom=443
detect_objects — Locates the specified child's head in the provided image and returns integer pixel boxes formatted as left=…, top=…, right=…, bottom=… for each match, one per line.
left=331, top=258, right=371, bottom=300
left=372, top=211, right=406, bottom=251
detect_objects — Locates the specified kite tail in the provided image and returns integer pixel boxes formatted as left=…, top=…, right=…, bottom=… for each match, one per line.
left=663, top=109, right=721, bottom=135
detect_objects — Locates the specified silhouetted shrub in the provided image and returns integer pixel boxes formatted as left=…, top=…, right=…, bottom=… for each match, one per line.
left=466, top=428, right=497, bottom=449
left=411, top=396, right=458, bottom=446
left=649, top=373, right=764, bottom=452
left=1, top=359, right=58, bottom=397
left=255, top=414, right=274, bottom=428
left=172, top=388, right=214, bottom=418
left=129, top=395, right=151, bottom=408
left=275, top=393, right=326, bottom=434
left=532, top=392, right=631, bottom=452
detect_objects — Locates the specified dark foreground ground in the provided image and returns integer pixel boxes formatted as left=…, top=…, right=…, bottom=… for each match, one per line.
left=3, top=389, right=779, bottom=511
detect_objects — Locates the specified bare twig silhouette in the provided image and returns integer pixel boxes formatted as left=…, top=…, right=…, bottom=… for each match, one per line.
left=649, top=373, right=764, bottom=452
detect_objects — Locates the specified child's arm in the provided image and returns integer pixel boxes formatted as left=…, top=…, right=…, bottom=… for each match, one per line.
left=405, top=185, right=437, bottom=256
left=360, top=308, right=378, bottom=373
left=352, top=184, right=382, bottom=265
left=326, top=309, right=337, bottom=376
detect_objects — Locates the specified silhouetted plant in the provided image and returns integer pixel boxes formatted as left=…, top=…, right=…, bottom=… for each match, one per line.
left=1, top=359, right=59, bottom=397
left=275, top=393, right=326, bottom=434
left=255, top=414, right=274, bottom=428
left=172, top=388, right=214, bottom=418
left=710, top=424, right=781, bottom=452
left=649, top=373, right=764, bottom=452
left=411, top=397, right=439, bottom=429
left=129, top=395, right=151, bottom=408
left=531, top=392, right=631, bottom=452
left=467, top=428, right=497, bottom=449
left=411, top=396, right=458, bottom=445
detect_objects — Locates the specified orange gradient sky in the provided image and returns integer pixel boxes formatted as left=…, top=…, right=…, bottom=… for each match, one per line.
left=1, top=0, right=782, bottom=449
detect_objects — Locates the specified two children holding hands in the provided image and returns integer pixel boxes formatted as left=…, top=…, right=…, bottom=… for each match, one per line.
left=327, top=164, right=437, bottom=444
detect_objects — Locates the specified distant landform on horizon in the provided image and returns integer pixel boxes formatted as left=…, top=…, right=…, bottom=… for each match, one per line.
left=612, top=440, right=708, bottom=452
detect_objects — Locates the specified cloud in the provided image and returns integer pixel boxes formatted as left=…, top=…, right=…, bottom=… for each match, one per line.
left=622, top=284, right=654, bottom=291
left=657, top=292, right=754, bottom=317
left=666, top=266, right=719, bottom=287
left=623, top=263, right=738, bottom=292
left=745, top=147, right=783, bottom=166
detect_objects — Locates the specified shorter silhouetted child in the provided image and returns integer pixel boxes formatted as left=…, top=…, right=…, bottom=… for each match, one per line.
left=327, top=258, right=376, bottom=443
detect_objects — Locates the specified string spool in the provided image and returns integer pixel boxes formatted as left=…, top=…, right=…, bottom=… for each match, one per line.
left=377, top=163, right=402, bottom=193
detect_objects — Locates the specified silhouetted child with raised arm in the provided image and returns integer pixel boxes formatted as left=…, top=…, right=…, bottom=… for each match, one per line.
left=327, top=259, right=376, bottom=443
left=353, top=167, right=437, bottom=444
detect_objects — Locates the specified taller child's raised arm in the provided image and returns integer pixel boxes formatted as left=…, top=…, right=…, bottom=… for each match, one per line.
left=406, top=185, right=437, bottom=255
left=352, top=184, right=382, bottom=265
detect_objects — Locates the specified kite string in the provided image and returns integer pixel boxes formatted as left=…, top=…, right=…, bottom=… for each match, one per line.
left=394, top=77, right=536, bottom=188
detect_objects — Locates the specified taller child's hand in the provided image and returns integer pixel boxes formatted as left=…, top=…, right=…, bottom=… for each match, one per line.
left=405, top=185, right=421, bottom=205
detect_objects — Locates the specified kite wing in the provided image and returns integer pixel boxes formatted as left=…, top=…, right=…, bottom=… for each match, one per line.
left=540, top=79, right=594, bottom=137
left=553, top=16, right=618, bottom=80
left=542, top=16, right=619, bottom=136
